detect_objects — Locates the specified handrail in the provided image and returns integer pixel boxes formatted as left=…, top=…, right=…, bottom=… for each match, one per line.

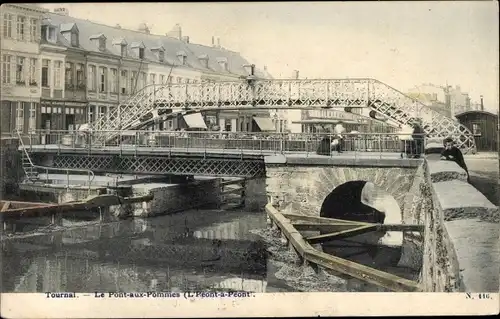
left=16, top=130, right=96, bottom=188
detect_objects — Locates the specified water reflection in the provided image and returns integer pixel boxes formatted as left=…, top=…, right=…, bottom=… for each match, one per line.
left=2, top=209, right=272, bottom=293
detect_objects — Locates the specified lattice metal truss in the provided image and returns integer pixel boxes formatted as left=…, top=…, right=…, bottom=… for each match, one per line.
left=88, top=78, right=476, bottom=153
left=49, top=154, right=266, bottom=178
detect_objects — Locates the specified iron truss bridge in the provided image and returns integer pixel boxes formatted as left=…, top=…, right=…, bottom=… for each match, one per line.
left=85, top=78, right=476, bottom=153
left=29, top=149, right=267, bottom=178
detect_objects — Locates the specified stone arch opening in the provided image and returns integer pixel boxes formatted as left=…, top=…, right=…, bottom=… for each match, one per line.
left=319, top=180, right=403, bottom=268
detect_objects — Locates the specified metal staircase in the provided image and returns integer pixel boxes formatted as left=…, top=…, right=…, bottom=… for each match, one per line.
left=16, top=130, right=96, bottom=187
left=86, top=78, right=476, bottom=153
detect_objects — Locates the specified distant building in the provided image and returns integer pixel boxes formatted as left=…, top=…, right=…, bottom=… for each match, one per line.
left=406, top=83, right=474, bottom=117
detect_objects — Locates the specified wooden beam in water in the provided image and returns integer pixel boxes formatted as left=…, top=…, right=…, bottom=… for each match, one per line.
left=1, top=201, right=11, bottom=212
left=304, top=247, right=421, bottom=292
left=306, top=225, right=378, bottom=244
left=282, top=213, right=366, bottom=225
left=294, top=222, right=424, bottom=233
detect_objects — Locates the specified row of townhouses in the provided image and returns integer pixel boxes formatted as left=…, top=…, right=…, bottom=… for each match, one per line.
left=1, top=4, right=279, bottom=136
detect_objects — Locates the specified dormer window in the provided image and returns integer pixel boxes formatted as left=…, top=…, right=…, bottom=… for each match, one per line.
left=176, top=51, right=187, bottom=65
left=151, top=46, right=165, bottom=62
left=216, top=57, right=228, bottom=71
left=198, top=54, right=209, bottom=68
left=41, top=25, right=56, bottom=43
left=89, top=34, right=106, bottom=51
left=112, top=38, right=127, bottom=57
left=130, top=42, right=146, bottom=60
left=60, top=23, right=79, bottom=47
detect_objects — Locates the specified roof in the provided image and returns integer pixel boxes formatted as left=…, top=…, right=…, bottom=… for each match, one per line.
left=43, top=12, right=268, bottom=78
left=455, top=110, right=498, bottom=118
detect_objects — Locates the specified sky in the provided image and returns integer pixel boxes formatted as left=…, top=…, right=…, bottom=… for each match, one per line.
left=38, top=2, right=499, bottom=113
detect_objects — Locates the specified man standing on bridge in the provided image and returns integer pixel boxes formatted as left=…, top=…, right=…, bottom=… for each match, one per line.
left=440, top=137, right=470, bottom=183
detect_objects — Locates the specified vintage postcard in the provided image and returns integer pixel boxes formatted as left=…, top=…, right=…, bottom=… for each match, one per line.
left=1, top=1, right=498, bottom=318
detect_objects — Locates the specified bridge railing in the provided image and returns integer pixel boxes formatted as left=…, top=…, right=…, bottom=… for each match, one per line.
left=17, top=130, right=426, bottom=155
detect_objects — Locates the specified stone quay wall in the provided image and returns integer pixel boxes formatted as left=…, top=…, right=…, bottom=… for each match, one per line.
left=421, top=155, right=499, bottom=292
left=131, top=178, right=222, bottom=217
left=1, top=138, right=22, bottom=199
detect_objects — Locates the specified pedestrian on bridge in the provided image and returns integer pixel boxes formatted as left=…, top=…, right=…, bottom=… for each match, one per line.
left=440, top=137, right=470, bottom=183
left=397, top=124, right=414, bottom=158
left=333, top=123, right=346, bottom=153
left=410, top=119, right=425, bottom=158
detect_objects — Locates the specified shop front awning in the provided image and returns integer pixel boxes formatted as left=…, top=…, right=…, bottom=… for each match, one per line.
left=253, top=117, right=276, bottom=131
left=183, top=113, right=208, bottom=129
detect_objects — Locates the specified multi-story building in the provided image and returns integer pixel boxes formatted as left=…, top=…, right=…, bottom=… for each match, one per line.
left=0, top=4, right=47, bottom=135
left=33, top=8, right=273, bottom=134
left=406, top=83, right=473, bottom=117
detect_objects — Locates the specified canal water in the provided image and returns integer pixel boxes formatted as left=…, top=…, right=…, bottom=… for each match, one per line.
left=2, top=180, right=420, bottom=293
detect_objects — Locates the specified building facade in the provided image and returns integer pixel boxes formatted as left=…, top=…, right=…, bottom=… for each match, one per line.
left=1, top=4, right=47, bottom=135
left=406, top=83, right=475, bottom=117
left=455, top=110, right=498, bottom=152
left=4, top=7, right=273, bottom=136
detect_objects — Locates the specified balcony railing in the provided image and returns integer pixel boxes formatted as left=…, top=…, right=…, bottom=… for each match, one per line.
left=17, top=129, right=426, bottom=156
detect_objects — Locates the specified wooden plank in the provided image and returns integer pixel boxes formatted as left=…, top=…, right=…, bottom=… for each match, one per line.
left=1, top=194, right=153, bottom=220
left=221, top=187, right=243, bottom=196
left=282, top=213, right=365, bottom=225
left=266, top=204, right=312, bottom=257
left=306, top=225, right=378, bottom=244
left=304, top=248, right=421, bottom=292
left=293, top=223, right=362, bottom=233
left=294, top=222, right=425, bottom=233
left=1, top=201, right=11, bottom=212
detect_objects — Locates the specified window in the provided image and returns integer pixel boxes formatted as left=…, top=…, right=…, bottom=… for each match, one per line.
left=176, top=77, right=182, bottom=84
left=140, top=72, right=146, bottom=89
left=120, top=70, right=128, bottom=94
left=110, top=68, right=117, bottom=93
left=88, top=65, right=96, bottom=91
left=76, top=63, right=84, bottom=88
left=139, top=48, right=145, bottom=59
left=120, top=44, right=127, bottom=57
left=3, top=14, right=12, bottom=38
left=16, top=57, right=25, bottom=85
left=158, top=50, right=164, bottom=62
left=65, top=62, right=74, bottom=88
left=1, top=55, right=12, bottom=84
left=70, top=32, right=78, bottom=47
left=131, top=71, right=137, bottom=93
left=29, top=18, right=38, bottom=42
left=16, top=102, right=24, bottom=132
left=54, top=61, right=62, bottom=88
left=41, top=59, right=49, bottom=87
left=98, top=38, right=106, bottom=51
left=29, top=103, right=36, bottom=131
left=150, top=73, right=156, bottom=85
left=48, top=27, right=55, bottom=42
left=168, top=76, right=173, bottom=84
left=159, top=74, right=165, bottom=85
left=472, top=123, right=482, bottom=136
left=29, top=58, right=37, bottom=86
left=99, top=67, right=107, bottom=92
left=16, top=16, right=26, bottom=41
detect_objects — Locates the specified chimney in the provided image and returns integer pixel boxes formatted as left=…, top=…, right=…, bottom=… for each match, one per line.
left=292, top=70, right=299, bottom=79
left=115, top=24, right=121, bottom=29
left=54, top=7, right=69, bottom=16
left=212, top=36, right=215, bottom=47
left=217, top=37, right=220, bottom=48
left=182, top=36, right=190, bottom=44
left=480, top=95, right=484, bottom=111
left=263, top=65, right=267, bottom=71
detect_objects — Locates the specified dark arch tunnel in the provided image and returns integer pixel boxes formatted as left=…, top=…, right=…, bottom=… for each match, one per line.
left=318, top=180, right=403, bottom=269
